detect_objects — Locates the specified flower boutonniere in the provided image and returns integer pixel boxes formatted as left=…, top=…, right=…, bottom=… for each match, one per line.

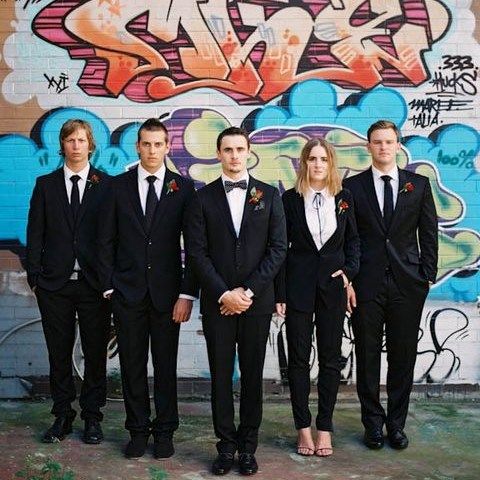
left=337, top=198, right=349, bottom=215
left=248, top=186, right=265, bottom=211
left=400, top=181, right=414, bottom=194
left=86, top=173, right=100, bottom=190
left=166, top=179, right=179, bottom=195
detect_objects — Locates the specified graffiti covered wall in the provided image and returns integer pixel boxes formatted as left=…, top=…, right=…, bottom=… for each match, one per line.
left=0, top=0, right=479, bottom=396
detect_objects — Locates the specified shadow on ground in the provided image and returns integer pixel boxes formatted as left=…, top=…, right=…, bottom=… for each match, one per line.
left=1, top=400, right=479, bottom=479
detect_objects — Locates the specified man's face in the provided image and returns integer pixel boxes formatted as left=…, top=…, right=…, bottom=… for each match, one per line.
left=136, top=129, right=170, bottom=173
left=62, top=128, right=91, bottom=168
left=217, top=135, right=250, bottom=178
left=367, top=128, right=401, bottom=170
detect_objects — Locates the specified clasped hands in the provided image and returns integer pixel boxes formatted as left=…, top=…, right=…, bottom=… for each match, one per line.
left=220, top=287, right=252, bottom=315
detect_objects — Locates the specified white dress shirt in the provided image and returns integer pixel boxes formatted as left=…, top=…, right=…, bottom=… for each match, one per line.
left=304, top=187, right=337, bottom=250
left=137, top=163, right=166, bottom=213
left=64, top=164, right=90, bottom=272
left=372, top=165, right=399, bottom=214
left=222, top=172, right=249, bottom=237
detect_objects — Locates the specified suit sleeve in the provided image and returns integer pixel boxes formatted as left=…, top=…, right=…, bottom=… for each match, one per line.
left=244, top=188, right=287, bottom=297
left=186, top=193, right=230, bottom=301
left=418, top=178, right=438, bottom=282
left=96, top=180, right=117, bottom=291
left=26, top=179, right=45, bottom=289
left=180, top=181, right=200, bottom=298
left=342, top=191, right=360, bottom=282
left=274, top=193, right=290, bottom=303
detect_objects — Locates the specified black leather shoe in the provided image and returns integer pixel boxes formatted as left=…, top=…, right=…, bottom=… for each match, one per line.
left=363, top=429, right=384, bottom=450
left=83, top=419, right=103, bottom=444
left=153, top=437, right=174, bottom=459
left=212, top=453, right=234, bottom=475
left=238, top=453, right=258, bottom=476
left=388, top=429, right=409, bottom=449
left=125, top=433, right=150, bottom=458
left=42, top=415, right=75, bottom=443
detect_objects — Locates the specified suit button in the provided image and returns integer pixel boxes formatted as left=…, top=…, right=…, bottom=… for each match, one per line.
left=147, top=265, right=151, bottom=269
left=386, top=239, right=390, bottom=243
left=148, top=241, right=152, bottom=245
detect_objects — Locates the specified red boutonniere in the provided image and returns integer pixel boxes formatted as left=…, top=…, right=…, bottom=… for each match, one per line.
left=86, top=173, right=100, bottom=190
left=248, top=187, right=265, bottom=210
left=400, top=182, right=414, bottom=194
left=166, top=179, right=179, bottom=195
left=337, top=199, right=349, bottom=215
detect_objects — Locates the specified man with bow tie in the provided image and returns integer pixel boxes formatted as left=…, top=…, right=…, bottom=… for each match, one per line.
left=26, top=119, right=111, bottom=445
left=187, top=127, right=287, bottom=475
left=97, top=118, right=198, bottom=459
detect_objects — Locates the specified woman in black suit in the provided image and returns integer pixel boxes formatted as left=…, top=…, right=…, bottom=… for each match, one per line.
left=276, top=137, right=360, bottom=456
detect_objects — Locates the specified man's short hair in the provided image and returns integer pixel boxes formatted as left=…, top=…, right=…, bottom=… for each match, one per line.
left=137, top=118, right=169, bottom=143
left=216, top=127, right=250, bottom=151
left=367, top=120, right=401, bottom=142
left=59, top=119, right=96, bottom=158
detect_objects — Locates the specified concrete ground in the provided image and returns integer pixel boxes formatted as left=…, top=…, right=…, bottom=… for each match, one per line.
left=0, top=399, right=479, bottom=480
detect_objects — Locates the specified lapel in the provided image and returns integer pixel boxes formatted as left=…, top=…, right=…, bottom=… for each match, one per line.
left=238, top=176, right=259, bottom=237
left=320, top=191, right=346, bottom=252
left=127, top=167, right=147, bottom=233
left=292, top=191, right=318, bottom=252
left=149, top=168, right=177, bottom=233
left=75, top=165, right=97, bottom=227
left=211, top=177, right=237, bottom=238
left=54, top=168, right=74, bottom=232
left=360, top=168, right=385, bottom=232
left=389, top=168, right=408, bottom=231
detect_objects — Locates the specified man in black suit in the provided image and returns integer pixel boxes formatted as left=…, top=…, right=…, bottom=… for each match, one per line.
left=97, top=118, right=197, bottom=459
left=26, top=119, right=111, bottom=444
left=187, top=127, right=287, bottom=475
left=343, top=120, right=438, bottom=450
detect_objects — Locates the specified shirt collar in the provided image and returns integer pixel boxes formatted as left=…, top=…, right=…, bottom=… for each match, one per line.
left=221, top=172, right=249, bottom=185
left=138, top=163, right=166, bottom=182
left=64, top=163, right=90, bottom=181
left=305, top=186, right=331, bottom=204
left=372, top=165, right=398, bottom=182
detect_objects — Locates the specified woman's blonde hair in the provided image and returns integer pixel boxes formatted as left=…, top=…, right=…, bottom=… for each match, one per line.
left=295, top=137, right=342, bottom=196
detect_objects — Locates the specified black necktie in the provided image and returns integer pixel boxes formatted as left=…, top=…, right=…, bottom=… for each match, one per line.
left=313, top=192, right=323, bottom=248
left=381, top=175, right=393, bottom=228
left=224, top=179, right=247, bottom=193
left=145, top=175, right=158, bottom=230
left=70, top=175, right=80, bottom=220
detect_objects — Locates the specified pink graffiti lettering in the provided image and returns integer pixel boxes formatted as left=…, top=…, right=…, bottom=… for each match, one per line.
left=32, top=0, right=450, bottom=104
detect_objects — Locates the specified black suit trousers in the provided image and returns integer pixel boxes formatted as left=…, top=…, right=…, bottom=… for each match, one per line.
left=351, top=271, right=428, bottom=432
left=112, top=291, right=180, bottom=436
left=202, top=312, right=271, bottom=454
left=286, top=289, right=346, bottom=432
left=36, top=279, right=110, bottom=421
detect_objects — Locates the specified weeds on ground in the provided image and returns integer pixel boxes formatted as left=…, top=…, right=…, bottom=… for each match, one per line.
left=149, top=466, right=168, bottom=480
left=15, top=455, right=75, bottom=480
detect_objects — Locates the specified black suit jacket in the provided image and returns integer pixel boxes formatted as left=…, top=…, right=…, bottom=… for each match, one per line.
left=276, top=188, right=360, bottom=312
left=343, top=167, right=438, bottom=302
left=187, top=176, right=287, bottom=316
left=26, top=166, right=110, bottom=292
left=97, top=166, right=198, bottom=312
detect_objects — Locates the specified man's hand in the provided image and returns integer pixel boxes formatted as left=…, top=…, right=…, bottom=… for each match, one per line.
left=173, top=298, right=193, bottom=323
left=346, top=284, right=357, bottom=314
left=275, top=303, right=286, bottom=318
left=331, top=269, right=349, bottom=288
left=220, top=288, right=252, bottom=315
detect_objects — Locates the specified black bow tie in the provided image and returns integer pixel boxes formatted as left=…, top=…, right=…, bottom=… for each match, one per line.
left=224, top=180, right=247, bottom=193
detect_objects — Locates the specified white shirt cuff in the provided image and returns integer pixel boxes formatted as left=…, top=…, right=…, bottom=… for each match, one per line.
left=103, top=289, right=113, bottom=298
left=179, top=294, right=196, bottom=301
left=245, top=288, right=254, bottom=299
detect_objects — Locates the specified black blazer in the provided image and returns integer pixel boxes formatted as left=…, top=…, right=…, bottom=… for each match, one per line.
left=26, top=166, right=111, bottom=292
left=97, top=166, right=198, bottom=312
left=343, top=167, right=438, bottom=302
left=276, top=188, right=360, bottom=312
left=187, top=176, right=287, bottom=316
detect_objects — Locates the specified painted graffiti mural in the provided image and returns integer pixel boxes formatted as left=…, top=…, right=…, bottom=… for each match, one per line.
left=0, top=0, right=479, bottom=387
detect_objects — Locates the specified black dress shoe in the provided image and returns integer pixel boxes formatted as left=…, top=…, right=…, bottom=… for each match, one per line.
left=42, top=415, right=75, bottom=443
left=363, top=429, right=384, bottom=449
left=388, top=429, right=409, bottom=449
left=83, top=419, right=103, bottom=444
left=212, top=453, right=234, bottom=475
left=125, top=433, right=150, bottom=458
left=153, top=437, right=174, bottom=459
left=238, top=453, right=258, bottom=476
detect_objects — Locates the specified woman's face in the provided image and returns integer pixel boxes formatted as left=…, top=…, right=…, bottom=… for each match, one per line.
left=306, top=145, right=329, bottom=187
